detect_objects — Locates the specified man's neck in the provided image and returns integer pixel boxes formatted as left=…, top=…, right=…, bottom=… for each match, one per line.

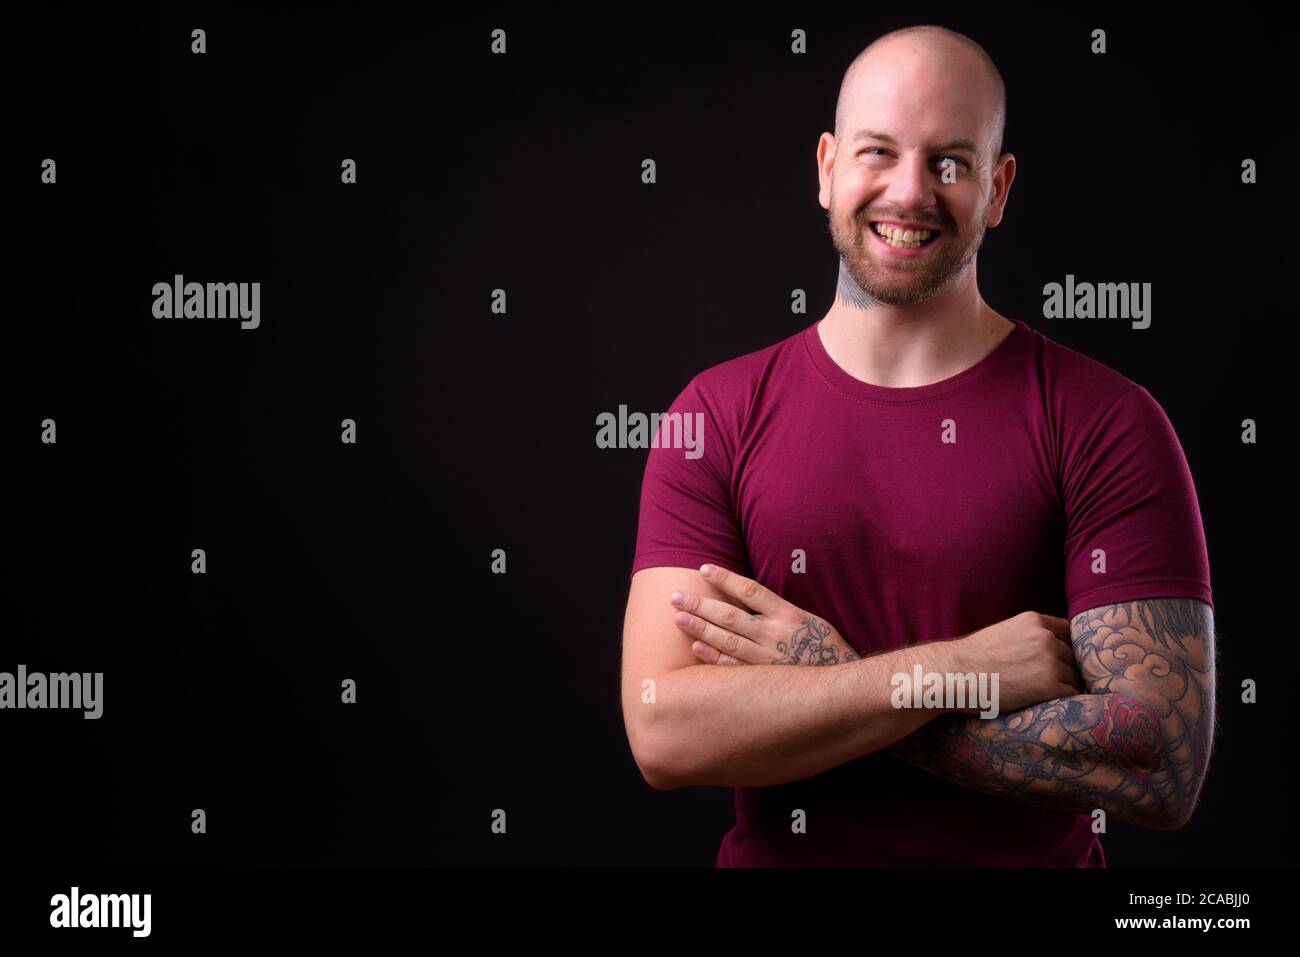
left=821, top=259, right=1012, bottom=389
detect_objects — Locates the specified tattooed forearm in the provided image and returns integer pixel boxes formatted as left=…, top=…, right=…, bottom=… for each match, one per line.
left=774, top=617, right=861, bottom=665
left=1071, top=599, right=1215, bottom=792
left=890, top=598, right=1214, bottom=829
left=890, top=692, right=1177, bottom=826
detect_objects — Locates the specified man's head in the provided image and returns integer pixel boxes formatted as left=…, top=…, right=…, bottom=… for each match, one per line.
left=819, top=25, right=1014, bottom=306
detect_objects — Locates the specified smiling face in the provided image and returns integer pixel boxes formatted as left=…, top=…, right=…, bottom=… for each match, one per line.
left=820, top=33, right=1013, bottom=306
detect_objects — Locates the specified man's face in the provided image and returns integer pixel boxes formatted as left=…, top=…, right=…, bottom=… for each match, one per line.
left=822, top=47, right=1000, bottom=306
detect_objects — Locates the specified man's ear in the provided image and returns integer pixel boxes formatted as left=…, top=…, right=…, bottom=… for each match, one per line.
left=985, top=153, right=1016, bottom=228
left=816, top=132, right=836, bottom=208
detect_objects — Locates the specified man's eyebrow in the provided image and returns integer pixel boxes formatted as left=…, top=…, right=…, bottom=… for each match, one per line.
left=852, top=129, right=979, bottom=153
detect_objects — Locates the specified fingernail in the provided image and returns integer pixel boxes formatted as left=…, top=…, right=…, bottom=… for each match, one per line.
left=700, top=564, right=714, bottom=577
left=670, top=591, right=684, bottom=604
left=675, top=612, right=692, bottom=627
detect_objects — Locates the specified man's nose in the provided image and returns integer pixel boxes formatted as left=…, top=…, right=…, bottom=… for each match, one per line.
left=879, top=151, right=936, bottom=211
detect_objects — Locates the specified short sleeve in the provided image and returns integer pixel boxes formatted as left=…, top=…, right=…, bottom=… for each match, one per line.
left=1062, top=384, right=1213, bottom=619
left=629, top=375, right=750, bottom=578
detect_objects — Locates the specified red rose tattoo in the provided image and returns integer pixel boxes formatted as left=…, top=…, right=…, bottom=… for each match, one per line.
left=1090, top=695, right=1166, bottom=782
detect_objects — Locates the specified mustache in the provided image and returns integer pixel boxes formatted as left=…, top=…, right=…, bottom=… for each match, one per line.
left=859, top=212, right=948, bottom=231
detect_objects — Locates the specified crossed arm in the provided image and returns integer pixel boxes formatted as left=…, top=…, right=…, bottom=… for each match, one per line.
left=888, top=598, right=1215, bottom=829
left=644, top=565, right=1216, bottom=829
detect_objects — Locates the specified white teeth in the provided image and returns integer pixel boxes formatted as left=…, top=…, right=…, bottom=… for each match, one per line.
left=872, top=223, right=933, bottom=248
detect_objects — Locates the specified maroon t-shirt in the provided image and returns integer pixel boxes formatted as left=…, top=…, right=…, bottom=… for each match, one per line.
left=630, top=317, right=1213, bottom=866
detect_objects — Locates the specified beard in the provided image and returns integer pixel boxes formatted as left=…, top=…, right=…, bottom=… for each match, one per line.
left=828, top=193, right=987, bottom=306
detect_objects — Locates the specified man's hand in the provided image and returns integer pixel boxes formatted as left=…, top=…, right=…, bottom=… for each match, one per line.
left=950, top=612, right=1084, bottom=713
left=670, top=563, right=860, bottom=666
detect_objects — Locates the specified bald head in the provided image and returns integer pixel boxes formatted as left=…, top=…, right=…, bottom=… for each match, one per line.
left=834, top=26, right=1006, bottom=167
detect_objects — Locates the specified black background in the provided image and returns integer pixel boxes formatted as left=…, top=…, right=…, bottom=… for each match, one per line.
left=11, top=1, right=1296, bottom=867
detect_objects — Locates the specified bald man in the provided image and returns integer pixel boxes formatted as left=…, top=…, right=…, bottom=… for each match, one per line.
left=621, top=25, right=1214, bottom=866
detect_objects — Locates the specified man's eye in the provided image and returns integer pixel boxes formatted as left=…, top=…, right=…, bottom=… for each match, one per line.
left=860, top=149, right=966, bottom=169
